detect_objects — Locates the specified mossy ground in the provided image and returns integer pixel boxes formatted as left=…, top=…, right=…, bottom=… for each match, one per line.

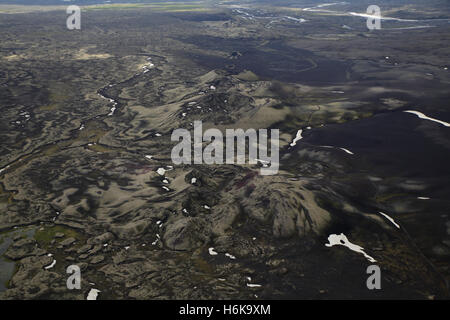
left=34, top=225, right=86, bottom=250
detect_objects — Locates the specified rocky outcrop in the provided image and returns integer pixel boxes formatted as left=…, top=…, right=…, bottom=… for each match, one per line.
left=163, top=217, right=210, bottom=251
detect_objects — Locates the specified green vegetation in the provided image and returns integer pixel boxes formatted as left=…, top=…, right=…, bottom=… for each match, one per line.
left=84, top=2, right=207, bottom=12
left=34, top=225, right=85, bottom=249
left=39, top=84, right=73, bottom=112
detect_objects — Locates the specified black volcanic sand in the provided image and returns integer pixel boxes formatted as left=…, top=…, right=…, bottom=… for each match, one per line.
left=302, top=111, right=450, bottom=178
left=288, top=111, right=450, bottom=291
left=1, top=4, right=449, bottom=300
left=177, top=37, right=352, bottom=84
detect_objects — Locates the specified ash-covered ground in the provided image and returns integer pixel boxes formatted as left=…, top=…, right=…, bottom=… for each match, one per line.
left=0, top=0, right=449, bottom=299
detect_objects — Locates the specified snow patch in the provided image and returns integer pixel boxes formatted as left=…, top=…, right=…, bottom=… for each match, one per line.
left=325, top=233, right=376, bottom=262
left=379, top=211, right=400, bottom=229
left=404, top=110, right=450, bottom=127
left=339, top=147, right=354, bottom=155
left=247, top=283, right=262, bottom=288
left=44, top=259, right=56, bottom=270
left=290, top=129, right=303, bottom=147
left=87, top=288, right=101, bottom=300
left=225, top=253, right=236, bottom=260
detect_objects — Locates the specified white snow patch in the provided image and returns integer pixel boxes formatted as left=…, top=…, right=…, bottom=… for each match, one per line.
left=225, top=253, right=236, bottom=260
left=379, top=211, right=400, bottom=229
left=339, top=147, right=354, bottom=155
left=44, top=259, right=56, bottom=270
left=87, top=289, right=101, bottom=300
left=404, top=110, right=450, bottom=127
left=0, top=165, right=10, bottom=174
left=325, top=233, right=376, bottom=263
left=284, top=16, right=307, bottom=23
left=290, top=129, right=303, bottom=147
left=107, top=106, right=116, bottom=116
left=247, top=284, right=262, bottom=288
left=348, top=12, right=419, bottom=22
left=303, top=2, right=340, bottom=12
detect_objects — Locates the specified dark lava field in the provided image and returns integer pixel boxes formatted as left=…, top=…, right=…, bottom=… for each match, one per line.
left=0, top=0, right=449, bottom=299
